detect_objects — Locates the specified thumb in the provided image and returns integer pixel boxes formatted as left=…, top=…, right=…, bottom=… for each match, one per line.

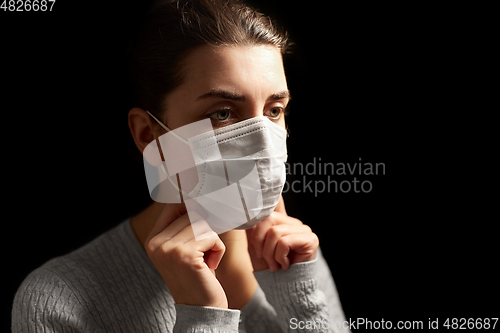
left=148, top=203, right=187, bottom=240
left=274, top=195, right=287, bottom=215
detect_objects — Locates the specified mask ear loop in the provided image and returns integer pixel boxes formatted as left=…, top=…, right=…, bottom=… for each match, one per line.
left=146, top=110, right=188, bottom=144
left=146, top=110, right=185, bottom=204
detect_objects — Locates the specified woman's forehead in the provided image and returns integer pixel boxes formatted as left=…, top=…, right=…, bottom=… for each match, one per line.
left=179, top=44, right=288, bottom=98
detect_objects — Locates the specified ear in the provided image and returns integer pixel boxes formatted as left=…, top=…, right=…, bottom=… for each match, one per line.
left=128, top=107, right=156, bottom=154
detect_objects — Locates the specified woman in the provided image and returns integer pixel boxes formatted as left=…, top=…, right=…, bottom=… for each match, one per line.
left=12, top=0, right=349, bottom=332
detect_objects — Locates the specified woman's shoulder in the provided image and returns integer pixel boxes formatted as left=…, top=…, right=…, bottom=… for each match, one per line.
left=11, top=224, right=120, bottom=332
left=14, top=220, right=129, bottom=296
left=14, top=219, right=155, bottom=306
left=12, top=219, right=169, bottom=331
left=33, top=221, right=132, bottom=273
left=12, top=254, right=97, bottom=332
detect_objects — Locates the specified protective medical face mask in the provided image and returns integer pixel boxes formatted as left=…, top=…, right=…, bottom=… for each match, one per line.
left=143, top=112, right=288, bottom=239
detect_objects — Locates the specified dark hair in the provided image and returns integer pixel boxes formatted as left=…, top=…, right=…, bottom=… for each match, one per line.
left=128, top=0, right=290, bottom=117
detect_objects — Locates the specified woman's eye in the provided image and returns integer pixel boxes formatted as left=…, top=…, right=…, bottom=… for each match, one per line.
left=267, top=107, right=283, bottom=119
left=216, top=109, right=230, bottom=120
left=207, top=108, right=235, bottom=125
left=208, top=108, right=233, bottom=122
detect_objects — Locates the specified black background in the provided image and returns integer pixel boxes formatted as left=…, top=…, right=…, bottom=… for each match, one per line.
left=2, top=1, right=497, bottom=331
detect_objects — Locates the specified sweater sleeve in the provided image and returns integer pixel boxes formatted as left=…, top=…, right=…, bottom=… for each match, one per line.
left=253, top=249, right=350, bottom=333
left=173, top=304, right=240, bottom=333
left=12, top=267, right=103, bottom=333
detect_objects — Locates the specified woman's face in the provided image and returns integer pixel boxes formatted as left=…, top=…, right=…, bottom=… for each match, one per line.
left=161, top=44, right=290, bottom=131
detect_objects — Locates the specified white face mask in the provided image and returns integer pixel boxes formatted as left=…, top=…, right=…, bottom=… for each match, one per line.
left=143, top=112, right=288, bottom=238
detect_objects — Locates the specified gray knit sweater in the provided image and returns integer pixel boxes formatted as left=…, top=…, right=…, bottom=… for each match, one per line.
left=12, top=219, right=349, bottom=332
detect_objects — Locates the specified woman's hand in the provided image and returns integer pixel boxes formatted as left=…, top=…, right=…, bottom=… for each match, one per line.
left=145, top=203, right=228, bottom=308
left=246, top=196, right=319, bottom=272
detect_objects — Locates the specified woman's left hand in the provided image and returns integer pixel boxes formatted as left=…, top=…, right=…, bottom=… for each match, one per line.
left=246, top=196, right=319, bottom=272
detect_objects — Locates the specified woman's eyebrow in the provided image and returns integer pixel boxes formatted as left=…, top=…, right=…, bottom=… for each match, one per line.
left=196, top=89, right=245, bottom=101
left=268, top=90, right=291, bottom=102
left=195, top=89, right=291, bottom=102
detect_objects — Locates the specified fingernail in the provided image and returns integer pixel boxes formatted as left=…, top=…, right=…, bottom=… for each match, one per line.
left=283, top=257, right=290, bottom=270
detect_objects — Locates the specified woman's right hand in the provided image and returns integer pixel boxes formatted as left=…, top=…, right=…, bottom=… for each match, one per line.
left=144, top=203, right=228, bottom=309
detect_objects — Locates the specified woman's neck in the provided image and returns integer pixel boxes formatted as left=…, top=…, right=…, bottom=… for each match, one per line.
left=130, top=201, right=168, bottom=247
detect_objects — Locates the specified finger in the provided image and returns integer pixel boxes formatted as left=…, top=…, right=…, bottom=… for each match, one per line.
left=246, top=227, right=270, bottom=271
left=250, top=218, right=274, bottom=258
left=274, top=195, right=287, bottom=215
left=192, top=232, right=226, bottom=270
left=260, top=224, right=283, bottom=271
left=250, top=212, right=301, bottom=258
left=275, top=235, right=291, bottom=270
left=269, top=211, right=302, bottom=226
left=245, top=227, right=256, bottom=258
left=147, top=203, right=187, bottom=241
left=171, top=219, right=213, bottom=243
left=148, top=213, right=191, bottom=248
left=276, top=233, right=319, bottom=266
left=262, top=224, right=311, bottom=271
left=245, top=226, right=254, bottom=241
left=188, top=212, right=214, bottom=240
